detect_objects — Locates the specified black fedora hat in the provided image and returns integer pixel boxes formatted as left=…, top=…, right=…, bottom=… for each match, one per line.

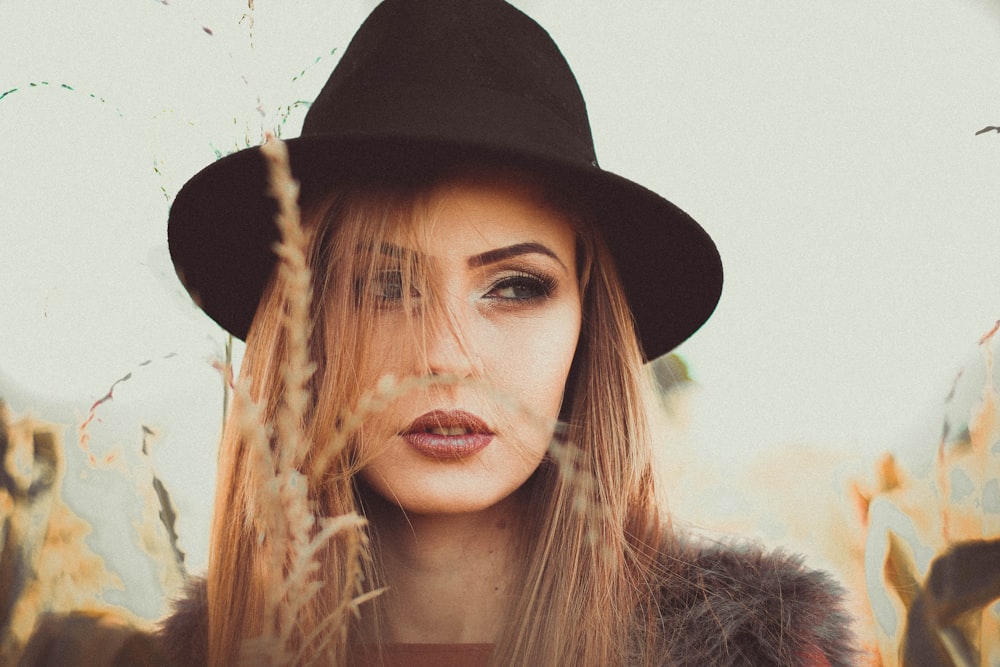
left=168, top=0, right=722, bottom=360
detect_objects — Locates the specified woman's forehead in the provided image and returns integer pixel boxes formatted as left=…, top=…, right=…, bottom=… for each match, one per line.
left=404, top=177, right=577, bottom=258
left=322, top=163, right=583, bottom=268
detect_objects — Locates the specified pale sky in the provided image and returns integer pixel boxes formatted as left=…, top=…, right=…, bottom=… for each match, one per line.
left=2, top=0, right=999, bottom=617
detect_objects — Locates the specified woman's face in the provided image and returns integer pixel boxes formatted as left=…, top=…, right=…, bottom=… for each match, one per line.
left=354, top=172, right=582, bottom=516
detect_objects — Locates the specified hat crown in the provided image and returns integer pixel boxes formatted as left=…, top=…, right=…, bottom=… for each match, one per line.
left=302, top=0, right=596, bottom=164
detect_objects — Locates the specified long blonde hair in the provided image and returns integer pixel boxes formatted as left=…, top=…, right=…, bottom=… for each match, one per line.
left=206, top=165, right=670, bottom=665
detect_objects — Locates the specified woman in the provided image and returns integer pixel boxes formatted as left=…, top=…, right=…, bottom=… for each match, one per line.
left=161, top=1, right=856, bottom=665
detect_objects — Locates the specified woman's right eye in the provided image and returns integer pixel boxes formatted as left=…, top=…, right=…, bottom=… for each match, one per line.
left=355, top=270, right=417, bottom=304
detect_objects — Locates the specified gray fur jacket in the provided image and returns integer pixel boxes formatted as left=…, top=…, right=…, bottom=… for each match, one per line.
left=157, top=538, right=858, bottom=666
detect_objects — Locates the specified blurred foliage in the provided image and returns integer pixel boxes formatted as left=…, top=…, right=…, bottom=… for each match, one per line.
left=856, top=322, right=1000, bottom=666
left=0, top=400, right=183, bottom=665
left=899, top=538, right=1000, bottom=666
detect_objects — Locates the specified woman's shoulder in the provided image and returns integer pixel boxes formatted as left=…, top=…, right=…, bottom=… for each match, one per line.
left=649, top=532, right=858, bottom=666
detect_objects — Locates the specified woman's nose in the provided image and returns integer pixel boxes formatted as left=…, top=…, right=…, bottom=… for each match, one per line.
left=421, top=305, right=478, bottom=379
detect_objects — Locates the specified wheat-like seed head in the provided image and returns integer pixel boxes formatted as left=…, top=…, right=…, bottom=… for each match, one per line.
left=231, top=136, right=375, bottom=666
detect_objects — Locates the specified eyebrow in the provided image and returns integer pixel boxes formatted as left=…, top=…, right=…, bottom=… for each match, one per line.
left=467, top=242, right=567, bottom=270
left=368, top=241, right=567, bottom=271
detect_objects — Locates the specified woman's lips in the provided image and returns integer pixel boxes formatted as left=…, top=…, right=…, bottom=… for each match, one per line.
left=401, top=409, right=494, bottom=459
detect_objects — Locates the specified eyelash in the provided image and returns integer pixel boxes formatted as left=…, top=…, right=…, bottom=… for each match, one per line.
left=485, top=271, right=557, bottom=302
left=355, top=269, right=558, bottom=305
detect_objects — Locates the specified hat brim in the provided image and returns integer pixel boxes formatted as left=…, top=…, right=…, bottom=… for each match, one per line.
left=168, top=135, right=722, bottom=360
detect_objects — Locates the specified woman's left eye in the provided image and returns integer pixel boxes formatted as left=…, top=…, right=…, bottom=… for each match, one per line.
left=485, top=273, right=556, bottom=301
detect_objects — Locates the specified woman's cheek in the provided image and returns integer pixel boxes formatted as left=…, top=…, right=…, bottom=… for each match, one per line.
left=499, top=320, right=579, bottom=412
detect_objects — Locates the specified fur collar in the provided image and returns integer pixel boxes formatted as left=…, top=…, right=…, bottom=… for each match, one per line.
left=652, top=538, right=856, bottom=665
left=157, top=538, right=857, bottom=666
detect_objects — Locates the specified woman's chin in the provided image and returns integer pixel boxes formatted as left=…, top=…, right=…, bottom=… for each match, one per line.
left=358, top=470, right=530, bottom=520
left=358, top=436, right=544, bottom=518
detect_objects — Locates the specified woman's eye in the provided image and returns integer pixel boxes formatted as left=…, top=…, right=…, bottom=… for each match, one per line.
left=486, top=273, right=555, bottom=301
left=356, top=271, right=417, bottom=303
left=375, top=271, right=404, bottom=300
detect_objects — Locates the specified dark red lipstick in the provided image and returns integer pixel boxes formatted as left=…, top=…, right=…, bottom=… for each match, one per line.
left=402, top=409, right=494, bottom=459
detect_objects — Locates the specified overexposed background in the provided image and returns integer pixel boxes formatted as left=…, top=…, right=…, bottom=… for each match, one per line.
left=2, top=0, right=998, bottom=619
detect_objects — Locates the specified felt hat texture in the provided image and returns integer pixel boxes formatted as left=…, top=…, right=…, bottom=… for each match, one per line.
left=168, top=0, right=723, bottom=360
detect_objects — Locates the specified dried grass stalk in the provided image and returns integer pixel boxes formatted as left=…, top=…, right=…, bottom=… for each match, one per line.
left=232, top=135, right=371, bottom=665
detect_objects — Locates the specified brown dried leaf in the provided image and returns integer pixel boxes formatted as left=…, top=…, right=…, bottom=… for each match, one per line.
left=901, top=538, right=1000, bottom=667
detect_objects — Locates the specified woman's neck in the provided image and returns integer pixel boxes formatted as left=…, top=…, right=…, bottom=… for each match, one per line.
left=364, top=491, right=523, bottom=644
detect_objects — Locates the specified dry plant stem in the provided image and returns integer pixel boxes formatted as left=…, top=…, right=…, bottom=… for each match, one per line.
left=292, top=516, right=383, bottom=667
left=232, top=381, right=284, bottom=657
left=263, top=134, right=316, bottom=662
left=261, top=134, right=314, bottom=472
left=234, top=134, right=373, bottom=665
